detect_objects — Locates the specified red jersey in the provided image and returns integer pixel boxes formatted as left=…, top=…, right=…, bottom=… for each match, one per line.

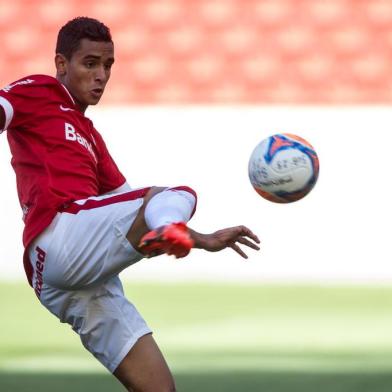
left=0, top=75, right=126, bottom=281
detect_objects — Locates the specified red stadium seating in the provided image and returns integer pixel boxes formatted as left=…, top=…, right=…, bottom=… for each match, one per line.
left=0, top=0, right=391, bottom=104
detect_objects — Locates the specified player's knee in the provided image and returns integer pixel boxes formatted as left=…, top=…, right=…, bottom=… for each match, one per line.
left=170, top=185, right=197, bottom=199
left=169, top=185, right=198, bottom=217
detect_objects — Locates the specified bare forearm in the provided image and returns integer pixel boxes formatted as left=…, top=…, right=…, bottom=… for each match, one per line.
left=188, top=225, right=260, bottom=258
left=188, top=229, right=212, bottom=250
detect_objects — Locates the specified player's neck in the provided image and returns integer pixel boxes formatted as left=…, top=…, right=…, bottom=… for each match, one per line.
left=56, top=76, right=87, bottom=114
left=67, top=96, right=87, bottom=114
left=74, top=101, right=88, bottom=114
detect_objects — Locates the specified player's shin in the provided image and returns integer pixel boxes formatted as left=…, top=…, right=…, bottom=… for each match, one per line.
left=139, top=187, right=197, bottom=258
left=144, top=186, right=197, bottom=229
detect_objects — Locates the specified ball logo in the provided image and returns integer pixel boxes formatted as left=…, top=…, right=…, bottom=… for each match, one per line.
left=248, top=133, right=319, bottom=203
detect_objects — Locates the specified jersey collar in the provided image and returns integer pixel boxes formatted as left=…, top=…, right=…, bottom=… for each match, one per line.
left=60, top=83, right=77, bottom=107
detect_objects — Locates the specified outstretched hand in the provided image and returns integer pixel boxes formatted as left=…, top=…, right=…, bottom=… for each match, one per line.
left=191, top=225, right=260, bottom=259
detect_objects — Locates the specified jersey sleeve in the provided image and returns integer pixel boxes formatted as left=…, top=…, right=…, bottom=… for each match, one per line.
left=95, top=132, right=127, bottom=195
left=0, top=95, right=14, bottom=133
left=0, top=76, right=48, bottom=133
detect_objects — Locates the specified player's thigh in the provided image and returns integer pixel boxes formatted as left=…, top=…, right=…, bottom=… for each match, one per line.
left=113, top=333, right=176, bottom=392
left=38, top=276, right=152, bottom=373
left=30, top=191, right=147, bottom=290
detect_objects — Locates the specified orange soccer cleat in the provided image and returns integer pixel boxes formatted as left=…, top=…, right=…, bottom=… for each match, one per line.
left=139, top=222, right=194, bottom=258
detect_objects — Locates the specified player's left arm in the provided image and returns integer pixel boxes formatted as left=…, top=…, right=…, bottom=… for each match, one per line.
left=189, top=225, right=260, bottom=259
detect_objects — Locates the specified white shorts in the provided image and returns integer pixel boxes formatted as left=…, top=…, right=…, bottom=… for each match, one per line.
left=28, top=188, right=152, bottom=372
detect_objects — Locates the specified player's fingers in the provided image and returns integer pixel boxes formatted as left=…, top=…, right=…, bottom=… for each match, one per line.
left=238, top=226, right=260, bottom=244
left=236, top=236, right=260, bottom=250
left=229, top=242, right=248, bottom=259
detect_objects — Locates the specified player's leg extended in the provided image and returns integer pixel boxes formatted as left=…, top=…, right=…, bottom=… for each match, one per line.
left=126, top=186, right=197, bottom=258
left=116, top=186, right=197, bottom=391
left=113, top=334, right=175, bottom=392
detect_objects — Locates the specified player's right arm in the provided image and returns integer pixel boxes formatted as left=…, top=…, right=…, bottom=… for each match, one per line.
left=0, top=93, right=15, bottom=133
left=0, top=104, right=5, bottom=132
left=0, top=75, right=47, bottom=133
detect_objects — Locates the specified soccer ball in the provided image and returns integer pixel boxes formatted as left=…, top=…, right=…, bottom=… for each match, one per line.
left=248, top=133, right=319, bottom=203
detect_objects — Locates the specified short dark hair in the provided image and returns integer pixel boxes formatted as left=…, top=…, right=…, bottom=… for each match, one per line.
left=56, top=17, right=113, bottom=60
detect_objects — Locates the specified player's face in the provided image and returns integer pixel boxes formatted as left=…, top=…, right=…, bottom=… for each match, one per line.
left=58, top=39, right=114, bottom=112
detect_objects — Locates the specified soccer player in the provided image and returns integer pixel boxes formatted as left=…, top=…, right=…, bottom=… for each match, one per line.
left=0, top=17, right=260, bottom=392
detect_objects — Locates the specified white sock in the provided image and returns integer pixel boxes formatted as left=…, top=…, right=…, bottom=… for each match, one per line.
left=144, top=187, right=197, bottom=230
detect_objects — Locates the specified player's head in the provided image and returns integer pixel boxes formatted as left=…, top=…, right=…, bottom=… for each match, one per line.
left=55, top=17, right=114, bottom=112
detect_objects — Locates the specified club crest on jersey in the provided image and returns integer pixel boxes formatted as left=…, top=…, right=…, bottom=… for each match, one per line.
left=65, top=122, right=97, bottom=162
left=2, top=78, right=35, bottom=93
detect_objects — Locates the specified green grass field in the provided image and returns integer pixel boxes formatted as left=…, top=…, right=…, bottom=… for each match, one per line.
left=2, top=282, right=392, bottom=391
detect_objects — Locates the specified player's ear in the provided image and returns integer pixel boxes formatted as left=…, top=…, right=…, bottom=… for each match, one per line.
left=55, top=53, right=68, bottom=76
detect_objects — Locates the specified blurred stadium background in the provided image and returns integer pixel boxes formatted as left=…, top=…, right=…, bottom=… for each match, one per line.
left=1, top=1, right=392, bottom=391
left=1, top=0, right=392, bottom=104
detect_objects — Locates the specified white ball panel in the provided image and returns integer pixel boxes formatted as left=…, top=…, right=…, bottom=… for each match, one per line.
left=248, top=134, right=317, bottom=200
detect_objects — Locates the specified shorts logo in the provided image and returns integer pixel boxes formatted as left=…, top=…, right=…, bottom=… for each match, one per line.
left=34, top=246, right=46, bottom=298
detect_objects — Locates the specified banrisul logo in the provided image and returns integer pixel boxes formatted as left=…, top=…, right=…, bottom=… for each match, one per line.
left=2, top=78, right=35, bottom=93
left=65, top=122, right=97, bottom=162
